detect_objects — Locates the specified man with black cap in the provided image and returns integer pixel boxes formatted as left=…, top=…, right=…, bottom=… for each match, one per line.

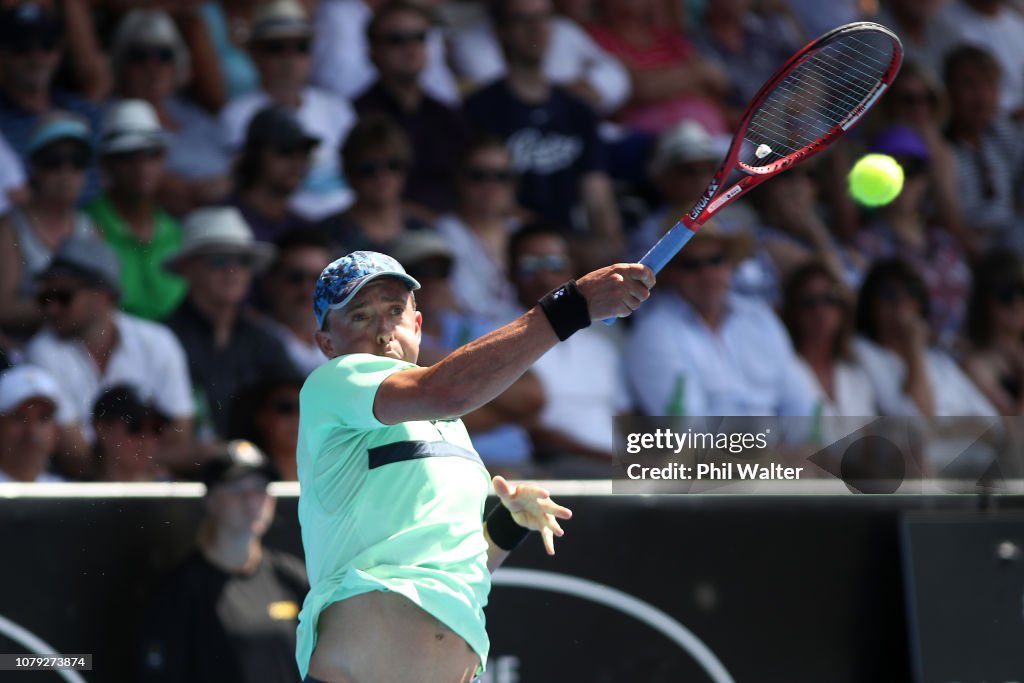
left=229, top=104, right=320, bottom=243
left=92, top=384, right=169, bottom=482
left=138, top=439, right=308, bottom=682
left=24, top=235, right=194, bottom=475
left=297, top=250, right=653, bottom=682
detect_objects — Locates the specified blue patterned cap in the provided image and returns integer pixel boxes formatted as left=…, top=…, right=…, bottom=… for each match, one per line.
left=314, top=251, right=420, bottom=328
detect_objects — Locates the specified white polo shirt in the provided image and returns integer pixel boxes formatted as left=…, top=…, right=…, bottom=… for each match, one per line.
left=25, top=312, right=194, bottom=441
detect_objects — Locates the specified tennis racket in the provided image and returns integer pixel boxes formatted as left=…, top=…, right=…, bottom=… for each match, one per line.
left=608, top=21, right=903, bottom=322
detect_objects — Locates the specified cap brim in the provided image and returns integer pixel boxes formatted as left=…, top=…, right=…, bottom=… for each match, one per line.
left=320, top=271, right=421, bottom=325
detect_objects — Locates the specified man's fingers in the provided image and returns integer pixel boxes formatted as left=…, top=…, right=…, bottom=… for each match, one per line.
left=491, top=475, right=514, bottom=498
left=540, top=527, right=555, bottom=555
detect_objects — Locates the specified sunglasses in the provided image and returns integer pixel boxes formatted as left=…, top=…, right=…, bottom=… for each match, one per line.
left=125, top=418, right=163, bottom=436
left=268, top=397, right=299, bottom=415
left=206, top=253, right=255, bottom=269
left=375, top=30, right=427, bottom=47
left=353, top=157, right=407, bottom=178
left=36, top=288, right=77, bottom=308
left=259, top=38, right=311, bottom=55
left=281, top=267, right=321, bottom=285
left=33, top=147, right=89, bottom=171
left=507, top=10, right=554, bottom=25
left=673, top=253, right=727, bottom=272
left=878, top=284, right=924, bottom=304
left=9, top=35, right=60, bottom=54
left=463, top=167, right=515, bottom=184
left=798, top=292, right=845, bottom=310
left=270, top=142, right=314, bottom=158
left=515, top=254, right=568, bottom=277
left=107, top=147, right=165, bottom=162
left=894, top=91, right=936, bottom=108
left=995, top=283, right=1024, bottom=306
left=126, top=45, right=174, bottom=64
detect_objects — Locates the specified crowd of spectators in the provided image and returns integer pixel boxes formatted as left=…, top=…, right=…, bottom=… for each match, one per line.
left=2, top=0, right=1024, bottom=487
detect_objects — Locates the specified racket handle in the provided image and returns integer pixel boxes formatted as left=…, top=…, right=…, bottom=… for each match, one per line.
left=602, top=221, right=696, bottom=325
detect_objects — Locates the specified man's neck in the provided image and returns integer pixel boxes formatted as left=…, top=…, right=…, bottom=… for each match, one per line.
left=189, top=294, right=240, bottom=349
left=505, top=62, right=550, bottom=104
left=266, top=84, right=304, bottom=109
left=81, top=312, right=119, bottom=374
left=965, top=0, right=1001, bottom=17
left=381, top=77, right=423, bottom=111
left=201, top=531, right=262, bottom=574
left=109, top=191, right=157, bottom=240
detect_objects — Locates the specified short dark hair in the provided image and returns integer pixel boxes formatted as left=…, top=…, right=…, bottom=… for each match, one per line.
left=506, top=220, right=566, bottom=270
left=944, top=44, right=1001, bottom=85
left=340, top=113, right=412, bottom=177
left=366, top=1, right=431, bottom=43
left=855, top=258, right=931, bottom=343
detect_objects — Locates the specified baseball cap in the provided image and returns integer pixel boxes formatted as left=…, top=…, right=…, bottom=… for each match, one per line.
left=0, top=365, right=61, bottom=415
left=0, top=2, right=61, bottom=45
left=313, top=251, right=420, bottom=328
left=92, top=384, right=167, bottom=431
left=245, top=105, right=320, bottom=151
left=37, top=236, right=122, bottom=296
left=26, top=112, right=91, bottom=158
left=202, top=440, right=277, bottom=490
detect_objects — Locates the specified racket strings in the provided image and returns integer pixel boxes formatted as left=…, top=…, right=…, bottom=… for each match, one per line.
left=742, top=31, right=896, bottom=168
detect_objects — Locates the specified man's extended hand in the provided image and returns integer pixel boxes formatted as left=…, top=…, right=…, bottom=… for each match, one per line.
left=492, top=475, right=573, bottom=555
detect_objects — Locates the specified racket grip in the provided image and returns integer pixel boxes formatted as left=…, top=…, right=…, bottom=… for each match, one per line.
left=602, top=221, right=696, bottom=325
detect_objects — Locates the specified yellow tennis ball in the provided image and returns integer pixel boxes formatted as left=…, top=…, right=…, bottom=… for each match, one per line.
left=848, top=153, right=904, bottom=207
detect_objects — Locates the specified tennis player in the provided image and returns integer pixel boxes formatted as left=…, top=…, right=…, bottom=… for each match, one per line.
left=297, top=251, right=654, bottom=682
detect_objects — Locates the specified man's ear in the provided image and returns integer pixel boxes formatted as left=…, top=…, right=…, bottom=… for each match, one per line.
left=314, top=328, right=335, bottom=358
left=413, top=310, right=423, bottom=339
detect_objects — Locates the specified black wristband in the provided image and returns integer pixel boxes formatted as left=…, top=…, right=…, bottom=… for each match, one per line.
left=485, top=504, right=531, bottom=551
left=538, top=279, right=591, bottom=341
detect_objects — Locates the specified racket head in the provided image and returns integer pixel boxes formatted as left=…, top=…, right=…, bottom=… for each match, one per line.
left=682, top=22, right=903, bottom=231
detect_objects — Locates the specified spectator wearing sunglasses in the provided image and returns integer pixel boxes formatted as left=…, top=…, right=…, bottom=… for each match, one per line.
left=780, top=260, right=878, bottom=418
left=508, top=222, right=630, bottom=476
left=323, top=113, right=433, bottom=255
left=91, top=384, right=171, bottom=482
left=229, top=105, right=319, bottom=243
left=856, top=126, right=971, bottom=353
left=25, top=235, right=195, bottom=478
left=110, top=9, right=232, bottom=216
left=962, top=250, right=1024, bottom=416
left=0, top=112, right=96, bottom=336
left=85, top=99, right=187, bottom=322
left=0, top=2, right=104, bottom=202
left=435, top=135, right=523, bottom=325
left=258, top=229, right=332, bottom=376
left=228, top=376, right=305, bottom=480
left=220, top=0, right=356, bottom=222
left=310, top=0, right=459, bottom=105
left=164, top=207, right=299, bottom=441
left=626, top=220, right=816, bottom=418
left=354, top=1, right=469, bottom=215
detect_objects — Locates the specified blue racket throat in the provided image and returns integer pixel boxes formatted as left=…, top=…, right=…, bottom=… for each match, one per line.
left=602, top=225, right=697, bottom=325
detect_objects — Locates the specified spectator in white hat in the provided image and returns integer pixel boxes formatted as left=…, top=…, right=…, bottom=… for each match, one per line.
left=110, top=9, right=232, bottom=215
left=220, top=0, right=356, bottom=221
left=0, top=364, right=65, bottom=482
left=0, top=112, right=96, bottom=336
left=164, top=207, right=299, bottom=440
left=85, top=99, right=188, bottom=322
left=24, top=235, right=195, bottom=478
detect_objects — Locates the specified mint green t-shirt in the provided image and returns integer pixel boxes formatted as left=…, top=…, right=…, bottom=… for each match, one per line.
left=295, top=354, right=492, bottom=678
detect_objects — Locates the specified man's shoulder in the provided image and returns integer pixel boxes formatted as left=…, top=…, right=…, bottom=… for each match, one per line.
left=116, top=311, right=182, bottom=346
left=465, top=78, right=511, bottom=108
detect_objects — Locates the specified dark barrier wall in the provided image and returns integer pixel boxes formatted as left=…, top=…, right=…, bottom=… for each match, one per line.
left=0, top=492, right=1020, bottom=683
